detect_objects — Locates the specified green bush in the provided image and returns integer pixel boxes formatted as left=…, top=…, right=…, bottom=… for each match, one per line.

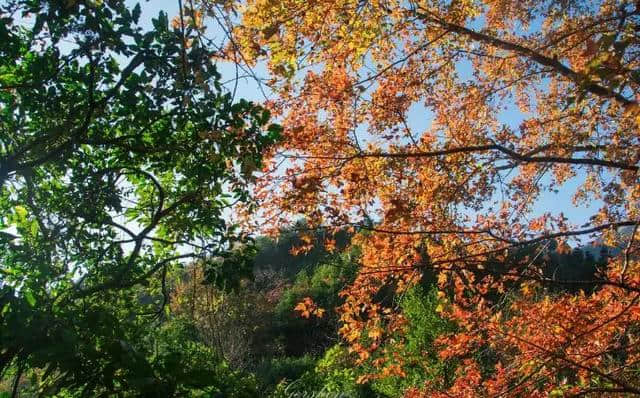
left=269, top=345, right=372, bottom=398
left=369, top=286, right=456, bottom=397
left=256, top=355, right=317, bottom=390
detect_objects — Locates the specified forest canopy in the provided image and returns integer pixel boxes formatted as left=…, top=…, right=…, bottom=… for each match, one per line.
left=2, top=0, right=640, bottom=397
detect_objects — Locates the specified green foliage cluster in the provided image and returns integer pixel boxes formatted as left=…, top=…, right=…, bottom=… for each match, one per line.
left=0, top=0, right=279, bottom=395
left=270, top=285, right=454, bottom=398
left=367, top=286, right=456, bottom=397
left=272, top=249, right=358, bottom=358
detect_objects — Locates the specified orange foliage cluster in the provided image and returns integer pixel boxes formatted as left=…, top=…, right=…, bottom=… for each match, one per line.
left=294, top=296, right=326, bottom=319
left=209, top=0, right=640, bottom=395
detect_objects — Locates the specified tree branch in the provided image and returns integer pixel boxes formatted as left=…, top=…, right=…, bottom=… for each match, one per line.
left=286, top=144, right=639, bottom=171
left=413, top=11, right=635, bottom=106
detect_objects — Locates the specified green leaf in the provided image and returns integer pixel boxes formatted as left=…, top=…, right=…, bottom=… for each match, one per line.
left=14, top=205, right=27, bottom=220
left=132, top=3, right=142, bottom=23
left=24, top=291, right=36, bottom=307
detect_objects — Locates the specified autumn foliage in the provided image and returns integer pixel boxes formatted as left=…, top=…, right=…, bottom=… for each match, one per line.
left=205, top=0, right=640, bottom=395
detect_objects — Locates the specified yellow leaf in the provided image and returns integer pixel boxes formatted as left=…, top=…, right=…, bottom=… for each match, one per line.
left=347, top=330, right=360, bottom=342
left=368, top=328, right=382, bottom=339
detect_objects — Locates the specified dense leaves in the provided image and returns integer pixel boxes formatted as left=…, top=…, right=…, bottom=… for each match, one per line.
left=3, top=0, right=640, bottom=396
left=0, top=0, right=278, bottom=395
left=213, top=0, right=640, bottom=395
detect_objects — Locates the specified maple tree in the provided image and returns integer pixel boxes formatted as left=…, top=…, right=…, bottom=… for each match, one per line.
left=204, top=0, right=640, bottom=395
